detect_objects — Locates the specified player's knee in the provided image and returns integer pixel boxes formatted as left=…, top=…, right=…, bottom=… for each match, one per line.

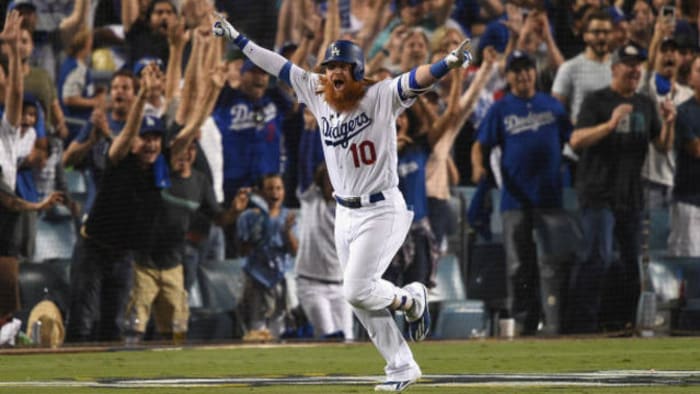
left=343, top=280, right=372, bottom=309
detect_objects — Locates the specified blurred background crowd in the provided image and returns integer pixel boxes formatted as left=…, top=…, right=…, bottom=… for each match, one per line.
left=1, top=0, right=699, bottom=348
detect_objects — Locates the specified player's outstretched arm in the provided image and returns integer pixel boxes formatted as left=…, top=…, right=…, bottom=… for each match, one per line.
left=212, top=12, right=299, bottom=85
left=398, top=38, right=472, bottom=98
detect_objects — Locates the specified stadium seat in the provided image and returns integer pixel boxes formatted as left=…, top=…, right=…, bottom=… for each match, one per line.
left=649, top=252, right=700, bottom=303
left=65, top=169, right=87, bottom=195
left=196, top=258, right=246, bottom=313
left=429, top=254, right=466, bottom=303
left=33, top=215, right=77, bottom=262
left=432, top=300, right=487, bottom=339
left=465, top=238, right=507, bottom=309
left=17, top=259, right=72, bottom=328
left=646, top=252, right=700, bottom=333
left=188, top=258, right=247, bottom=340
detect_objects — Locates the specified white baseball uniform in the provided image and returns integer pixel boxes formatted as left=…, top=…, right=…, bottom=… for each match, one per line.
left=287, top=68, right=420, bottom=381
left=295, top=185, right=354, bottom=340
left=233, top=39, right=423, bottom=382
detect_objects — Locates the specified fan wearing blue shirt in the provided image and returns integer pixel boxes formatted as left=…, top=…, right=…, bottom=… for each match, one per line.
left=471, top=51, right=573, bottom=336
left=212, top=60, right=288, bottom=205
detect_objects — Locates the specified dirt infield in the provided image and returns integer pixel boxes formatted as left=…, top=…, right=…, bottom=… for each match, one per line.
left=1, top=371, right=699, bottom=389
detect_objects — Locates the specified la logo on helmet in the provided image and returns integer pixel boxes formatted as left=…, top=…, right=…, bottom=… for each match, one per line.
left=331, top=45, right=340, bottom=57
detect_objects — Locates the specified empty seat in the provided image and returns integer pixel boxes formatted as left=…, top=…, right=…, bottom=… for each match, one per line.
left=33, top=217, right=77, bottom=262
left=196, top=258, right=246, bottom=313
left=433, top=300, right=486, bottom=339
left=17, top=259, right=71, bottom=326
left=65, top=169, right=87, bottom=195
left=429, top=254, right=466, bottom=303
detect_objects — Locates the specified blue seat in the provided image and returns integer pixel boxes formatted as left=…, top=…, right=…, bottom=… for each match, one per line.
left=33, top=216, right=77, bottom=262
left=196, top=258, right=246, bottom=313
left=648, top=251, right=700, bottom=304
left=432, top=300, right=486, bottom=339
left=429, top=254, right=466, bottom=303
left=65, top=169, right=87, bottom=195
left=188, top=258, right=247, bottom=340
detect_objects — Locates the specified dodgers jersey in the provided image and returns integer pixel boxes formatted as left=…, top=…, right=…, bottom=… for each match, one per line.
left=288, top=68, right=414, bottom=198
left=478, top=92, right=572, bottom=211
left=212, top=86, right=285, bottom=189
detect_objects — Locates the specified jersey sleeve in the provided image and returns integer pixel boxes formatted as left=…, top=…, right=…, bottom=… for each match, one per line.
left=288, top=65, right=321, bottom=108
left=376, top=77, right=416, bottom=117
left=476, top=102, right=501, bottom=148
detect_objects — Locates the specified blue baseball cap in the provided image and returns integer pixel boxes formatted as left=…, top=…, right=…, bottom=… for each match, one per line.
left=506, top=50, right=535, bottom=72
left=139, top=115, right=166, bottom=136
left=133, top=57, right=165, bottom=76
left=607, top=6, right=626, bottom=25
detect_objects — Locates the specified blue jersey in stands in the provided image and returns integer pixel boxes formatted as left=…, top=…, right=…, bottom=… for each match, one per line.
left=398, top=143, right=430, bottom=222
left=213, top=86, right=285, bottom=197
left=478, top=92, right=572, bottom=211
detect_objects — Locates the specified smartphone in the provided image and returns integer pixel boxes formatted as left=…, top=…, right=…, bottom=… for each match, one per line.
left=661, top=5, right=675, bottom=22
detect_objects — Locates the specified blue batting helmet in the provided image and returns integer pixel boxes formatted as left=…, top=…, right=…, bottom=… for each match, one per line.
left=321, top=40, right=365, bottom=81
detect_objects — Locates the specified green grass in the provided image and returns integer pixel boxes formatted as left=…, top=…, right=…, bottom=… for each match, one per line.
left=1, top=338, right=700, bottom=393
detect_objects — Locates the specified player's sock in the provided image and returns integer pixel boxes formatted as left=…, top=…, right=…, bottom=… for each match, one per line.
left=390, top=290, right=414, bottom=311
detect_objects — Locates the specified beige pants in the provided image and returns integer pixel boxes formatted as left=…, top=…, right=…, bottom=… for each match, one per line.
left=125, top=264, right=189, bottom=335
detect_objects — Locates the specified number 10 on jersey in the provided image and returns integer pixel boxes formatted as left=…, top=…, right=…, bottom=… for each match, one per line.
left=349, top=141, right=377, bottom=167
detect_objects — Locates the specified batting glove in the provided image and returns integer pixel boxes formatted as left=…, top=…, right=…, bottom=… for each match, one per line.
left=212, top=13, right=239, bottom=41
left=444, top=38, right=473, bottom=69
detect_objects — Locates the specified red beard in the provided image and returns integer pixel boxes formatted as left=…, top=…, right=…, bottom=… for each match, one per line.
left=319, top=76, right=368, bottom=112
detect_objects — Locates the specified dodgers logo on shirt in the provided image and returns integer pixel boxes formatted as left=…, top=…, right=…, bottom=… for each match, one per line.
left=320, top=112, right=373, bottom=148
left=227, top=103, right=277, bottom=131
left=503, top=111, right=556, bottom=135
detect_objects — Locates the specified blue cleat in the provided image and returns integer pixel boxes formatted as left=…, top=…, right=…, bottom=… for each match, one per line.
left=403, top=282, right=430, bottom=341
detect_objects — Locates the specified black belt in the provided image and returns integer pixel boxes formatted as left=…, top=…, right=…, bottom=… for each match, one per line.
left=297, top=274, right=343, bottom=285
left=335, top=191, right=385, bottom=209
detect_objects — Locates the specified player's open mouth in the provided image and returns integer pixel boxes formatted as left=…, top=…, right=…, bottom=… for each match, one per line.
left=333, top=79, right=345, bottom=89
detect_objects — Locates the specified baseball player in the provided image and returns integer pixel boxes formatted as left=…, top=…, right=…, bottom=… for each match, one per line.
left=213, top=13, right=471, bottom=392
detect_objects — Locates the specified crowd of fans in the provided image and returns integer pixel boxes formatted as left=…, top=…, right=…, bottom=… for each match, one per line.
left=1, top=0, right=699, bottom=345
